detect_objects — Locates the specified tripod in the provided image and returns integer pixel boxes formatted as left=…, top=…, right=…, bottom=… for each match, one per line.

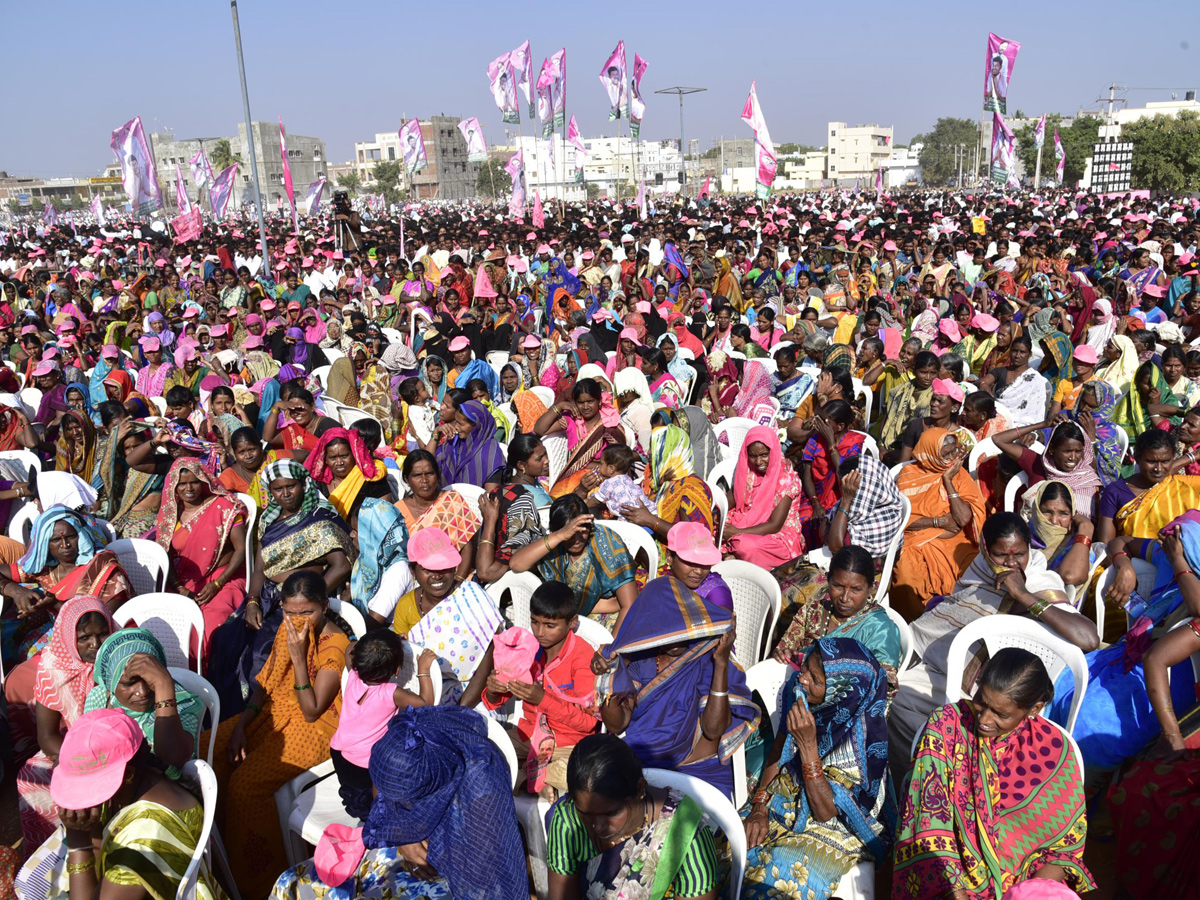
left=334, top=214, right=361, bottom=253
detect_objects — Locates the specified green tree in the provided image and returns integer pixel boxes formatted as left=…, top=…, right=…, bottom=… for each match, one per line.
left=476, top=157, right=512, bottom=200
left=1122, top=110, right=1200, bottom=193
left=584, top=182, right=603, bottom=201
left=372, top=160, right=404, bottom=206
left=915, top=117, right=979, bottom=185
left=209, top=138, right=242, bottom=171
left=776, top=143, right=818, bottom=156
left=336, top=171, right=361, bottom=194
left=1014, top=115, right=1099, bottom=187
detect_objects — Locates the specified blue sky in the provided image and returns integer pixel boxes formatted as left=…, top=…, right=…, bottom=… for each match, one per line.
left=3, top=0, right=1196, bottom=177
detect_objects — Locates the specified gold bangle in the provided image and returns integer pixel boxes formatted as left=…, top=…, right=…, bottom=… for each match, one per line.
left=478, top=539, right=495, bottom=547
left=67, top=858, right=96, bottom=875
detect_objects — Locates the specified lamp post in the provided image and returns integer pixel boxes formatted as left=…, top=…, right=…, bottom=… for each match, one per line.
left=229, top=0, right=269, bottom=261
left=655, top=86, right=706, bottom=196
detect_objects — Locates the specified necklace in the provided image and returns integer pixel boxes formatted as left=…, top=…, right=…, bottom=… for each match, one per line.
left=609, top=792, right=652, bottom=846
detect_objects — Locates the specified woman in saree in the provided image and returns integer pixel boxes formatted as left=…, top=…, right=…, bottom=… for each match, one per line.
left=773, top=546, right=903, bottom=697
left=772, top=346, right=815, bottom=422
left=434, top=398, right=507, bottom=489
left=1069, top=380, right=1123, bottom=485
left=15, top=708, right=227, bottom=900
left=274, top=705, right=527, bottom=900
left=154, top=458, right=248, bottom=646
left=206, top=459, right=352, bottom=714
left=597, top=574, right=758, bottom=798
left=305, top=426, right=391, bottom=519
left=1118, top=246, right=1166, bottom=298
left=0, top=398, right=37, bottom=453
left=473, top=434, right=550, bottom=584
left=98, top=420, right=164, bottom=538
left=64, top=382, right=99, bottom=427
left=878, top=350, right=938, bottom=458
left=511, top=494, right=637, bottom=633
left=210, top=570, right=350, bottom=900
left=642, top=346, right=683, bottom=408
left=1095, top=428, right=1200, bottom=543
left=1022, top=481, right=1095, bottom=596
left=723, top=427, right=804, bottom=570
left=743, top=638, right=894, bottom=900
left=53, top=409, right=96, bottom=483
left=613, top=366, right=655, bottom=455
left=890, top=428, right=986, bottom=621
left=17, top=596, right=114, bottom=854
left=219, top=425, right=288, bottom=510
left=1113, top=360, right=1184, bottom=447
left=978, top=335, right=1049, bottom=428
left=701, top=350, right=739, bottom=422
left=620, top=425, right=714, bottom=576
left=349, top=496, right=411, bottom=624
left=324, top=354, right=360, bottom=407
left=263, top=384, right=339, bottom=463
left=1096, top=333, right=1140, bottom=395
left=893, top=649, right=1094, bottom=899
left=796, top=401, right=864, bottom=544
left=534, top=377, right=627, bottom=500
left=714, top=255, right=745, bottom=312
left=133, top=335, right=174, bottom=399
left=496, top=361, right=549, bottom=433
left=394, top=450, right=478, bottom=578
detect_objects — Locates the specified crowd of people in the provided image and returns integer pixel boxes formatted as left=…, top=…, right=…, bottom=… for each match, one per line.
left=0, top=183, right=1198, bottom=900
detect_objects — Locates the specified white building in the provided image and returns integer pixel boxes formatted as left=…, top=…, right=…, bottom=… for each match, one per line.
left=826, top=122, right=893, bottom=185
left=498, top=134, right=694, bottom=200
left=883, top=144, right=923, bottom=188
left=1115, top=95, right=1200, bottom=125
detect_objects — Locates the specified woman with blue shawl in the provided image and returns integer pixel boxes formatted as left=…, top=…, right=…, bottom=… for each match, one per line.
left=598, top=575, right=759, bottom=799
left=420, top=355, right=448, bottom=406
left=434, top=399, right=506, bottom=489
left=1070, top=380, right=1124, bottom=484
left=1037, top=330, right=1075, bottom=388
left=272, top=705, right=528, bottom=900
left=350, top=496, right=411, bottom=623
left=1048, top=510, right=1200, bottom=771
left=86, top=347, right=123, bottom=407
left=743, top=638, right=894, bottom=900
left=542, top=258, right=581, bottom=325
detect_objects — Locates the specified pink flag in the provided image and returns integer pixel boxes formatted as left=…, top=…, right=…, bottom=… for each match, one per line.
left=532, top=191, right=545, bottom=228
left=990, top=111, right=1016, bottom=184
left=42, top=201, right=58, bottom=227
left=1054, top=130, right=1066, bottom=184
left=279, top=118, right=298, bottom=233
left=110, top=116, right=163, bottom=216
left=399, top=119, right=427, bottom=175
left=567, top=115, right=587, bottom=183
left=740, top=81, right=777, bottom=199
left=174, top=164, right=191, bottom=214
left=210, top=163, right=239, bottom=220
left=599, top=41, right=628, bottom=120
left=699, top=176, right=711, bottom=200
left=635, top=179, right=646, bottom=219
left=983, top=32, right=1021, bottom=116
left=505, top=151, right=525, bottom=218
left=90, top=194, right=105, bottom=225
left=171, top=208, right=202, bottom=244
left=457, top=118, right=488, bottom=162
left=536, top=50, right=565, bottom=138
left=875, top=166, right=884, bottom=197
left=511, top=40, right=534, bottom=120
left=630, top=53, right=648, bottom=138
left=189, top=148, right=214, bottom=190
left=1034, top=114, right=1046, bottom=149
left=305, top=177, right=326, bottom=216
left=487, top=51, right=520, bottom=124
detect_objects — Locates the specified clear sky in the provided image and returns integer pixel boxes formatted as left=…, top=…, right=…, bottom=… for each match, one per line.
left=3, top=0, right=1196, bottom=178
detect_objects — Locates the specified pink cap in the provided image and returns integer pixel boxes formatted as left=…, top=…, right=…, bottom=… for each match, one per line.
left=882, top=240, right=898, bottom=251
left=971, top=313, right=999, bottom=333
left=244, top=335, right=264, bottom=349
left=224, top=307, right=239, bottom=318
left=526, top=232, right=537, bottom=240
left=522, top=334, right=542, bottom=348
left=182, top=307, right=199, bottom=319
left=32, top=360, right=58, bottom=377
left=260, top=299, right=277, bottom=311
left=140, top=336, right=161, bottom=351
left=210, top=324, right=229, bottom=338
left=50, top=709, right=144, bottom=810
left=408, top=526, right=462, bottom=570
left=619, top=327, right=640, bottom=343
left=1072, top=345, right=1099, bottom=365
left=245, top=314, right=263, bottom=326
left=938, top=320, right=962, bottom=342
left=20, top=325, right=39, bottom=336
left=931, top=378, right=965, bottom=403
left=447, top=335, right=471, bottom=352
left=101, top=344, right=120, bottom=358
left=314, top=824, right=366, bottom=887
left=636, top=301, right=652, bottom=314
left=301, top=256, right=314, bottom=267
left=287, top=300, right=302, bottom=310
left=667, top=521, right=721, bottom=566
left=536, top=244, right=551, bottom=255
left=1142, top=283, right=1166, bottom=299
left=332, top=250, right=344, bottom=260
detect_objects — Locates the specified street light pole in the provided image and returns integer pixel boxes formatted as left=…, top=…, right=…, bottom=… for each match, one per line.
left=229, top=0, right=269, bottom=263
left=655, top=86, right=706, bottom=197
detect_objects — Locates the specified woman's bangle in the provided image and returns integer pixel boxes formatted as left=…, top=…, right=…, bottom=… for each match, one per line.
left=800, top=759, right=825, bottom=780
left=1113, top=550, right=1130, bottom=560
left=1028, top=597, right=1051, bottom=618
left=708, top=689, right=729, bottom=698
left=1178, top=569, right=1196, bottom=579
left=543, top=534, right=553, bottom=553
left=416, top=672, right=432, bottom=678
left=1073, top=534, right=1092, bottom=547
left=67, top=859, right=96, bottom=875
left=478, top=539, right=495, bottom=547
left=293, top=682, right=312, bottom=691
left=752, top=788, right=770, bottom=806
left=154, top=698, right=177, bottom=710
left=246, top=701, right=261, bottom=714
left=247, top=597, right=261, bottom=607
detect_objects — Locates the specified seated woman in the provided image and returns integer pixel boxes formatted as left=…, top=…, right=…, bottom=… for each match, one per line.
left=992, top=419, right=1102, bottom=518
left=892, top=378, right=971, bottom=464
left=100, top=419, right=165, bottom=539
left=304, top=425, right=391, bottom=519
left=548, top=734, right=720, bottom=900
left=53, top=409, right=96, bottom=483
left=511, top=494, right=637, bottom=633
left=795, top=400, right=863, bottom=545
left=17, top=597, right=115, bottom=854
left=272, top=705, right=527, bottom=900
left=723, top=426, right=803, bottom=570
left=889, top=428, right=985, bottom=621
left=641, top=345, right=684, bottom=408
left=744, top=638, right=894, bottom=900
left=262, top=385, right=339, bottom=463
left=16, top=709, right=227, bottom=900
left=464, top=376, right=511, bottom=443
left=893, top=649, right=1094, bottom=900
left=977, top=335, right=1049, bottom=427
left=1109, top=600, right=1200, bottom=899
left=206, top=459, right=352, bottom=714
left=1022, top=481, right=1095, bottom=596
left=153, top=458, right=248, bottom=647
left=350, top=496, right=412, bottom=626
left=598, top=575, right=759, bottom=797
left=773, top=546, right=902, bottom=696
left=211, top=571, right=350, bottom=900
left=824, top=454, right=906, bottom=560
left=1095, top=429, right=1200, bottom=543
left=219, top=425, right=290, bottom=510
left=394, top=450, right=477, bottom=580
left=772, top=345, right=816, bottom=423
left=878, top=350, right=938, bottom=459
left=475, top=434, right=551, bottom=584
left=434, top=398, right=507, bottom=490
left=619, top=424, right=714, bottom=575
left=890, top=514, right=1099, bottom=771
left=535, top=377, right=629, bottom=499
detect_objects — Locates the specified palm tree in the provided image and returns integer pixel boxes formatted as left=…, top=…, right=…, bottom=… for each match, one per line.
left=209, top=138, right=243, bottom=172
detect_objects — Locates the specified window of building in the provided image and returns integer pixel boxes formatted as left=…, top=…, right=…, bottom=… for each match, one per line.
left=388, top=147, right=395, bottom=160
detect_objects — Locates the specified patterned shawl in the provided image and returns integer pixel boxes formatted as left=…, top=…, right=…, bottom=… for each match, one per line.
left=258, top=459, right=352, bottom=578
left=33, top=595, right=115, bottom=723
left=435, top=399, right=506, bottom=488
left=843, top=453, right=906, bottom=556
left=349, top=497, right=410, bottom=615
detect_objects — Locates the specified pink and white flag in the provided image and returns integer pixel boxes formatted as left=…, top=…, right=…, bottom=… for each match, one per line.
left=1054, top=130, right=1066, bottom=183
left=568, top=115, right=587, bottom=183
left=174, top=164, right=191, bottom=214
left=512, top=40, right=534, bottom=120
left=189, top=149, right=214, bottom=190
left=636, top=179, right=647, bottom=220
left=210, top=163, right=239, bottom=221
left=1034, top=114, right=1046, bottom=149
left=532, top=191, right=545, bottom=228
left=457, top=118, right=488, bottom=162
left=110, top=116, right=163, bottom=216
left=42, top=201, right=58, bottom=227
left=699, top=176, right=711, bottom=200
left=399, top=119, right=427, bottom=175
left=740, top=81, right=777, bottom=199
left=305, top=177, right=326, bottom=216
left=487, top=51, right=520, bottom=124
left=90, top=194, right=105, bottom=225
left=983, top=32, right=1020, bottom=116
left=279, top=118, right=298, bottom=233
left=990, top=111, right=1016, bottom=185
left=630, top=53, right=648, bottom=138
left=505, top=151, right=525, bottom=218
left=536, top=50, right=565, bottom=138
left=875, top=166, right=884, bottom=198
left=599, top=41, right=628, bottom=121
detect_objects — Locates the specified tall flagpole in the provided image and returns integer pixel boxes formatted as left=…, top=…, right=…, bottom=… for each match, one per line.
left=230, top=0, right=269, bottom=263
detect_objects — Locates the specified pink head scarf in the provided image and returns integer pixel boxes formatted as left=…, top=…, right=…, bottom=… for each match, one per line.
left=730, top=426, right=785, bottom=530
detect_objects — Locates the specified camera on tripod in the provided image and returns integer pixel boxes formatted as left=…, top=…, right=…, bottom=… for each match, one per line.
left=332, top=190, right=351, bottom=216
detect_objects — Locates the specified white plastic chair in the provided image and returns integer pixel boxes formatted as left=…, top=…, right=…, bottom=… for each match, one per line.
left=529, top=385, right=555, bottom=408
left=745, top=658, right=789, bottom=726
left=573, top=615, right=612, bottom=648
left=151, top=396, right=168, bottom=416
left=310, top=365, right=332, bottom=389
left=323, top=347, right=345, bottom=364
left=176, top=760, right=218, bottom=900
left=711, top=487, right=728, bottom=547
left=852, top=377, right=873, bottom=427
left=873, top=493, right=911, bottom=607
left=1096, top=555, right=1158, bottom=639
left=707, top=457, right=736, bottom=495
left=542, top=433, right=570, bottom=490
left=168, top=667, right=220, bottom=765
left=595, top=519, right=659, bottom=580
left=339, top=407, right=384, bottom=432
left=889, top=459, right=914, bottom=480
left=18, top=386, right=42, bottom=419
left=486, top=350, right=510, bottom=378
left=644, top=768, right=747, bottom=900
left=327, top=596, right=367, bottom=639
left=449, top=482, right=485, bottom=520
left=113, top=594, right=205, bottom=672
left=235, top=493, right=257, bottom=583
left=7, top=501, right=38, bottom=544
left=1003, top=470, right=1030, bottom=513
left=712, top=416, right=758, bottom=462
left=107, top=538, right=169, bottom=595
left=883, top=604, right=915, bottom=673
left=381, top=327, right=405, bottom=346
left=968, top=437, right=1000, bottom=477
left=853, top=431, right=880, bottom=458
left=486, top=569, right=543, bottom=627
left=942, top=614, right=1089, bottom=733
left=713, top=560, right=781, bottom=666
left=1114, top=426, right=1129, bottom=464
left=0, top=449, right=40, bottom=480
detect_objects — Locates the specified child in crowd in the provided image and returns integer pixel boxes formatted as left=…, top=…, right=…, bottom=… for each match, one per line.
left=586, top=443, right=653, bottom=519
left=398, top=376, right=435, bottom=451
left=461, top=582, right=601, bottom=799
left=328, top=630, right=436, bottom=819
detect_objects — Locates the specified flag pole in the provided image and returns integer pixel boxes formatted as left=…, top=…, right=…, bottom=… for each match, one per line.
left=229, top=0, right=269, bottom=266
left=1033, top=127, right=1044, bottom=190
left=615, top=116, right=623, bottom=205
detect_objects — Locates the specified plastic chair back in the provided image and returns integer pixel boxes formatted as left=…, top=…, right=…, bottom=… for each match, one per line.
left=114, top=595, right=205, bottom=672
left=168, top=667, right=220, bottom=765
